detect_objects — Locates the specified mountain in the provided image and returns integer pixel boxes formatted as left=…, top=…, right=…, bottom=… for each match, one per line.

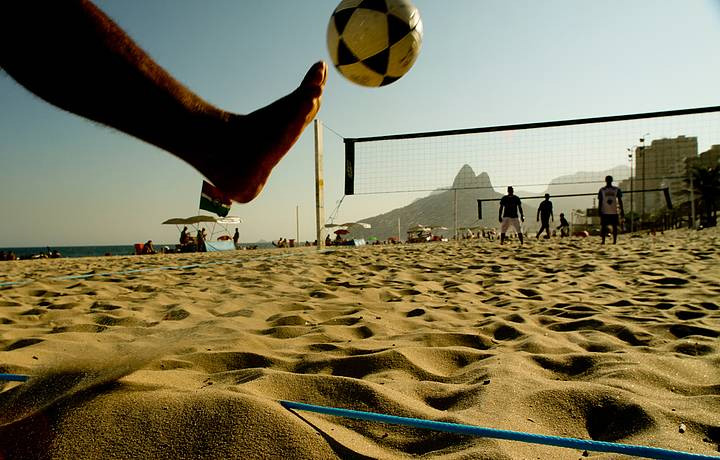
left=541, top=165, right=630, bottom=218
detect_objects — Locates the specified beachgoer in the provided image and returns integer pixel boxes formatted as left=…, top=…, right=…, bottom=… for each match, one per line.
left=325, top=234, right=332, bottom=246
left=196, top=229, right=206, bottom=252
left=142, top=240, right=156, bottom=254
left=598, top=175, right=624, bottom=244
left=233, top=228, right=240, bottom=246
left=1, top=1, right=327, bottom=203
left=557, top=213, right=570, bottom=237
left=499, top=186, right=524, bottom=245
left=536, top=193, right=554, bottom=239
left=180, top=226, right=189, bottom=245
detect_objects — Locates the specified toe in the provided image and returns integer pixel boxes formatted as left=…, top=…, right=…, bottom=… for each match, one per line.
left=302, top=61, right=327, bottom=88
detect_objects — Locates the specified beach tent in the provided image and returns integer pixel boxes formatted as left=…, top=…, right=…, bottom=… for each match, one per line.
left=162, top=215, right=242, bottom=244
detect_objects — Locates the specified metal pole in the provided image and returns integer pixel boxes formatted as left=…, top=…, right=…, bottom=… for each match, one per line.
left=641, top=145, right=645, bottom=227
left=629, top=152, right=634, bottom=233
left=314, top=120, right=325, bottom=250
left=296, top=205, right=300, bottom=245
left=639, top=134, right=649, bottom=228
left=453, top=189, right=458, bottom=240
left=397, top=217, right=401, bottom=243
left=690, top=170, right=695, bottom=229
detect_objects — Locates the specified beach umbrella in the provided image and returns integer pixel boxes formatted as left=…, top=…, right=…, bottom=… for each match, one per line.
left=185, top=215, right=218, bottom=224
left=162, top=217, right=190, bottom=225
left=334, top=229, right=350, bottom=235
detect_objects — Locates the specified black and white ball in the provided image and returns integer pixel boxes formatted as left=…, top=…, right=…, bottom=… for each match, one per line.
left=327, top=0, right=423, bottom=87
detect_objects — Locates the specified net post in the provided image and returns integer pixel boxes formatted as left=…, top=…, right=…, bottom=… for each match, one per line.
left=453, top=189, right=458, bottom=240
left=477, top=200, right=483, bottom=220
left=663, top=187, right=672, bottom=209
left=344, top=139, right=355, bottom=196
left=315, top=119, right=325, bottom=250
left=689, top=172, right=695, bottom=228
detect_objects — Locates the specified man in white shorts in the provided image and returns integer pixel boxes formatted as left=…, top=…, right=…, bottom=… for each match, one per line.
left=598, top=175, right=625, bottom=244
left=499, top=186, right=524, bottom=245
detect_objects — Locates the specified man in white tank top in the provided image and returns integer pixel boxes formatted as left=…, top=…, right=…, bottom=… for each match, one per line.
left=598, top=175, right=624, bottom=244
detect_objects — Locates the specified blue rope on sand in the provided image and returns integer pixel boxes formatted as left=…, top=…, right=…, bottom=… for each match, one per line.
left=280, top=400, right=719, bottom=460
left=0, top=373, right=29, bottom=382
left=2, top=376, right=715, bottom=459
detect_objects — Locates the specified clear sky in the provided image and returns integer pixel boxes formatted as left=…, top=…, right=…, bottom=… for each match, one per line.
left=2, top=0, right=720, bottom=247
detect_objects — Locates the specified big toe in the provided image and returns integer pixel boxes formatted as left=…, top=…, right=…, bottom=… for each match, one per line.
left=302, top=61, right=328, bottom=89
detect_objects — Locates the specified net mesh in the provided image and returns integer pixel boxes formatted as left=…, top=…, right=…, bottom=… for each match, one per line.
left=349, top=109, right=720, bottom=199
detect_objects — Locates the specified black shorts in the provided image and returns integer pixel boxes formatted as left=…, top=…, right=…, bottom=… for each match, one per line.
left=601, top=214, right=619, bottom=227
left=540, top=217, right=550, bottom=227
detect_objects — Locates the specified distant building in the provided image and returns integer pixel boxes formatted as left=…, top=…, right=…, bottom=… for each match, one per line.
left=633, top=136, right=698, bottom=215
left=689, top=144, right=720, bottom=170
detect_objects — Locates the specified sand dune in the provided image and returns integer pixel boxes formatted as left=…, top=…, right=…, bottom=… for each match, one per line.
left=1, top=228, right=719, bottom=459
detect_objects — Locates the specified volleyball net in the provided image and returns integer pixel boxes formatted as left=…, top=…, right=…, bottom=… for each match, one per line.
left=339, top=106, right=720, bottom=235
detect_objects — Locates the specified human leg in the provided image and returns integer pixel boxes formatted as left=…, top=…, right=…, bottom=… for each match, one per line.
left=1, top=0, right=326, bottom=203
left=500, top=218, right=512, bottom=244
left=612, top=223, right=618, bottom=244
left=510, top=219, right=523, bottom=245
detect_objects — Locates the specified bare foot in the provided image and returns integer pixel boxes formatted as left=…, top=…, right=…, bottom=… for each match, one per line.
left=192, top=61, right=327, bottom=203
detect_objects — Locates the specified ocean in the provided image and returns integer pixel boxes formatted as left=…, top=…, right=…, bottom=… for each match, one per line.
left=0, top=242, right=276, bottom=259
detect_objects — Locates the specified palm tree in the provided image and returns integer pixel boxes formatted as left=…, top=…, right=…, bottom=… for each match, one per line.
left=686, top=165, right=720, bottom=227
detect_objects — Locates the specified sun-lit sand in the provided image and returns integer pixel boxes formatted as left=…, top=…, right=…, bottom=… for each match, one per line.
left=1, top=228, right=719, bottom=459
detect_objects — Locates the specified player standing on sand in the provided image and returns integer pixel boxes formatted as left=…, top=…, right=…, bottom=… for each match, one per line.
left=598, top=175, right=625, bottom=244
left=499, top=186, right=524, bottom=245
left=1, top=0, right=327, bottom=204
left=536, top=193, right=554, bottom=239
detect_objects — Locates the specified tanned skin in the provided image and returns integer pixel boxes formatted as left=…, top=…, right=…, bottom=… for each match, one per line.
left=1, top=0, right=327, bottom=203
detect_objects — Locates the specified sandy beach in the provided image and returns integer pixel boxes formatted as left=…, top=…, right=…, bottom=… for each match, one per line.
left=0, top=228, right=718, bottom=459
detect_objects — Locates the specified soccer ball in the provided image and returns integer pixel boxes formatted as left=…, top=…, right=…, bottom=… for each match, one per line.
left=327, top=0, right=423, bottom=87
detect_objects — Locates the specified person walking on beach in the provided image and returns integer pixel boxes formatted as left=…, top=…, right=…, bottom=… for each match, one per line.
left=1, top=1, right=327, bottom=204
left=536, top=193, right=554, bottom=239
left=598, top=175, right=624, bottom=244
left=233, top=228, right=240, bottom=247
left=499, top=186, right=524, bottom=245
left=557, top=213, right=570, bottom=237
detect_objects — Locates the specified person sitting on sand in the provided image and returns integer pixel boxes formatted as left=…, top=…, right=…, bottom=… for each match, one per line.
left=598, top=175, right=624, bottom=245
left=2, top=1, right=327, bottom=204
left=325, top=234, right=332, bottom=246
left=142, top=240, right=156, bottom=254
left=499, top=186, right=524, bottom=245
left=557, top=213, right=570, bottom=237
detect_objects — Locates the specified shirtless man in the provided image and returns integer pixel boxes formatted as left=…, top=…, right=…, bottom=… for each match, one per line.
left=1, top=0, right=327, bottom=203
